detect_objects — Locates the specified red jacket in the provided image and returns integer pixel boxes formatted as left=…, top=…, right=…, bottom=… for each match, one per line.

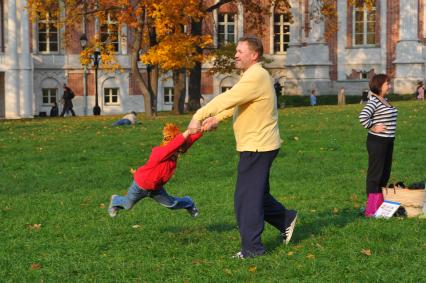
left=133, top=132, right=202, bottom=190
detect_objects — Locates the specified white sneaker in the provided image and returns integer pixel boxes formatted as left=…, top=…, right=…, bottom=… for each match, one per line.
left=187, top=205, right=199, bottom=218
left=282, top=210, right=297, bottom=245
left=232, top=251, right=245, bottom=259
left=108, top=195, right=119, bottom=218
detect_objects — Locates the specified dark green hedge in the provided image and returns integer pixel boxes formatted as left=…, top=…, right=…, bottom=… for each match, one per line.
left=279, top=93, right=415, bottom=108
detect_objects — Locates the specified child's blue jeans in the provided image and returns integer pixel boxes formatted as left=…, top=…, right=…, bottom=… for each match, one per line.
left=111, top=181, right=194, bottom=211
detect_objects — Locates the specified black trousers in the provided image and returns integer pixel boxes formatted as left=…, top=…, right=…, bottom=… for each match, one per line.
left=366, top=134, right=394, bottom=195
left=235, top=149, right=287, bottom=257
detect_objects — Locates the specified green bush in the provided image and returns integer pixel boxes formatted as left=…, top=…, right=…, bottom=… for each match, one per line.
left=280, top=93, right=416, bottom=108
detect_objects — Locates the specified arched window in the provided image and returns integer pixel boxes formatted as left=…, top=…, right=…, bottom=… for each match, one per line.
left=40, top=78, right=59, bottom=105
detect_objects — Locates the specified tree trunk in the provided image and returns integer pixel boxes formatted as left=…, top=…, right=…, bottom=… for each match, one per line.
left=130, top=14, right=153, bottom=118
left=147, top=64, right=158, bottom=117
left=147, top=24, right=158, bottom=116
left=188, top=20, right=203, bottom=111
left=172, top=69, right=186, bottom=114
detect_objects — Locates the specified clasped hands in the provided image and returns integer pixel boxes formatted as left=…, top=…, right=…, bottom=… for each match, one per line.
left=187, top=117, right=219, bottom=134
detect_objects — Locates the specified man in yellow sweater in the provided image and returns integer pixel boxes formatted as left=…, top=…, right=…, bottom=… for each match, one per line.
left=188, top=36, right=297, bottom=258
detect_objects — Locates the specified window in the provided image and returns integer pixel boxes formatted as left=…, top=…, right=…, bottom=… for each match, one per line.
left=104, top=88, right=119, bottom=105
left=164, top=87, right=174, bottom=104
left=217, top=13, right=236, bottom=47
left=42, top=88, right=57, bottom=105
left=353, top=1, right=376, bottom=46
left=274, top=14, right=290, bottom=54
left=38, top=12, right=58, bottom=52
left=100, top=13, right=119, bottom=52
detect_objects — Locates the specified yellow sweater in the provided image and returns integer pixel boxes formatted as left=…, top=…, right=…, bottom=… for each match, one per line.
left=193, top=63, right=282, bottom=152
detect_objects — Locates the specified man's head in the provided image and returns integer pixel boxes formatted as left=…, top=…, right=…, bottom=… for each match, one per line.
left=235, top=36, right=263, bottom=71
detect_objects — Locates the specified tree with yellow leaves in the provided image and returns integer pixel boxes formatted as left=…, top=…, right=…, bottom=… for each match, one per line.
left=27, top=0, right=212, bottom=117
left=26, top=0, right=362, bottom=116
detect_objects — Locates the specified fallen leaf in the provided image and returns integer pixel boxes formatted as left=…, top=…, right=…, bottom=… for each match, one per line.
left=28, top=224, right=41, bottom=231
left=287, top=251, right=295, bottom=256
left=99, top=203, right=105, bottom=209
left=248, top=265, right=257, bottom=273
left=293, top=136, right=299, bottom=141
left=30, top=263, right=42, bottom=270
left=130, top=168, right=136, bottom=174
left=332, top=208, right=339, bottom=214
left=315, top=243, right=323, bottom=249
left=361, top=249, right=372, bottom=256
left=306, top=253, right=315, bottom=259
left=132, top=224, right=141, bottom=229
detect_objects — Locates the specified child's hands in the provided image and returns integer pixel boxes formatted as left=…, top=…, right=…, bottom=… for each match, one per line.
left=182, top=129, right=190, bottom=139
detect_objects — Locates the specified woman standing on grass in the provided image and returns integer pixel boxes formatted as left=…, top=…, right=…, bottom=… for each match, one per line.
left=359, top=74, right=398, bottom=217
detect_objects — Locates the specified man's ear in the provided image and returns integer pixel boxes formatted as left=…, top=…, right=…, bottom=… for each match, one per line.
left=252, top=52, right=259, bottom=62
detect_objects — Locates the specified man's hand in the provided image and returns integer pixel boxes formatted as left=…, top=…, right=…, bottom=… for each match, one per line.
left=202, top=117, right=219, bottom=132
left=371, top=123, right=387, bottom=133
left=188, top=119, right=201, bottom=134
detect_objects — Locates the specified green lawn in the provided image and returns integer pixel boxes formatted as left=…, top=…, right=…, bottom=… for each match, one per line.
left=1, top=101, right=425, bottom=282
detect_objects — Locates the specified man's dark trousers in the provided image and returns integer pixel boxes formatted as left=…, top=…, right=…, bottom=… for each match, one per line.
left=235, top=149, right=287, bottom=258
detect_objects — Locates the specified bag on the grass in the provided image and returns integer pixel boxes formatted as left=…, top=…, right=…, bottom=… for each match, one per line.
left=382, top=187, right=426, bottom=217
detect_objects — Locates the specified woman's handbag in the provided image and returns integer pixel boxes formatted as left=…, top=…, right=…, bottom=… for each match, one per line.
left=382, top=187, right=426, bottom=217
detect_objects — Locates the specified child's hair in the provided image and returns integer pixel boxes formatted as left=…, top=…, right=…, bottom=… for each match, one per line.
left=161, top=123, right=181, bottom=146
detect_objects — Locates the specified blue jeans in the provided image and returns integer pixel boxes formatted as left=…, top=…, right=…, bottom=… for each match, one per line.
left=112, top=119, right=131, bottom=126
left=111, top=181, right=194, bottom=211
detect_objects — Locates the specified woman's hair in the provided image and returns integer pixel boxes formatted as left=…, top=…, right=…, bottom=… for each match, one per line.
left=369, top=74, right=390, bottom=95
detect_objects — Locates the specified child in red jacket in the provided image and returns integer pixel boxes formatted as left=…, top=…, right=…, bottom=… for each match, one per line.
left=108, top=123, right=202, bottom=218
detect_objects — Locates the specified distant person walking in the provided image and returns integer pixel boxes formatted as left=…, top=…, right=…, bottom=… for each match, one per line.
left=60, top=84, right=76, bottom=117
left=416, top=81, right=424, bottom=100
left=359, top=74, right=398, bottom=217
left=337, top=87, right=345, bottom=105
left=310, top=89, right=317, bottom=106
left=274, top=80, right=282, bottom=108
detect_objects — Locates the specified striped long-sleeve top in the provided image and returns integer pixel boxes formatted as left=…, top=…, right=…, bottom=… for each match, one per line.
left=359, top=95, right=398, bottom=138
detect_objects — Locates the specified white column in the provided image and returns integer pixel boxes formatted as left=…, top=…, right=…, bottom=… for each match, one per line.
left=423, top=0, right=426, bottom=38
left=20, top=0, right=33, bottom=118
left=399, top=0, right=418, bottom=40
left=285, top=0, right=303, bottom=65
left=337, top=0, right=347, bottom=80
left=5, top=0, right=20, bottom=118
left=394, top=0, right=423, bottom=93
left=380, top=0, right=387, bottom=74
left=237, top=3, right=244, bottom=39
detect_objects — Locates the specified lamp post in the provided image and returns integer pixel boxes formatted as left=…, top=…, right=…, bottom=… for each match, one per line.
left=93, top=50, right=101, bottom=115
left=79, top=33, right=101, bottom=116
left=79, top=34, right=88, bottom=115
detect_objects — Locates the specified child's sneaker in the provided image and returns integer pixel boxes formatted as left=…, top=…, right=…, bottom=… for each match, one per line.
left=108, top=195, right=119, bottom=218
left=187, top=204, right=199, bottom=218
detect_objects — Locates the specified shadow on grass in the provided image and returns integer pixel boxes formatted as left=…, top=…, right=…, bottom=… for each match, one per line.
left=264, top=208, right=361, bottom=253
left=160, top=222, right=236, bottom=234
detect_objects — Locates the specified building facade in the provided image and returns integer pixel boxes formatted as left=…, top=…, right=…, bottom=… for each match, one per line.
left=1, top=0, right=425, bottom=119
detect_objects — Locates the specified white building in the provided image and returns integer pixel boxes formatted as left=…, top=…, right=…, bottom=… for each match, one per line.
left=1, top=0, right=425, bottom=119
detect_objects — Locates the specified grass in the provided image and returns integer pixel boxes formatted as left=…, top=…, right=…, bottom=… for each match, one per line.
left=0, top=101, right=425, bottom=282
